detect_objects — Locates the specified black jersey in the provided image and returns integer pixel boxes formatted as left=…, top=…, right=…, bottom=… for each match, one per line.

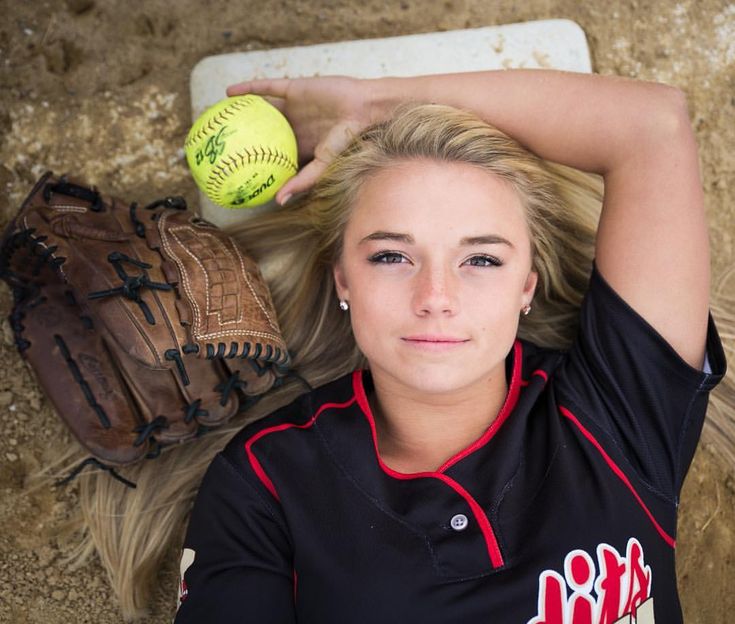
left=174, top=265, right=726, bottom=623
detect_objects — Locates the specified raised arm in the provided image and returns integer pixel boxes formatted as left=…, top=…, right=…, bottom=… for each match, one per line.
left=229, top=70, right=710, bottom=368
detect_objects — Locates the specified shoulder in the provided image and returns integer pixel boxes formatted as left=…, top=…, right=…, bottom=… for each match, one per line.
left=220, top=370, right=359, bottom=467
left=579, top=262, right=725, bottom=382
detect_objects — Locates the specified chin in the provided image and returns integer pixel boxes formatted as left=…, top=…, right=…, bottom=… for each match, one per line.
left=381, top=361, right=493, bottom=397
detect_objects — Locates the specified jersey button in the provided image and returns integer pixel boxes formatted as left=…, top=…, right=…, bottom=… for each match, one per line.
left=450, top=513, right=468, bottom=531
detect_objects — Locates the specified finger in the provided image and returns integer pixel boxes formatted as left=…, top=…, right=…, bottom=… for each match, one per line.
left=226, top=78, right=291, bottom=98
left=262, top=96, right=286, bottom=113
left=223, top=83, right=286, bottom=112
left=276, top=159, right=328, bottom=205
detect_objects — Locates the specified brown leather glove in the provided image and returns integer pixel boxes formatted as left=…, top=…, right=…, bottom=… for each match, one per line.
left=0, top=172, right=289, bottom=478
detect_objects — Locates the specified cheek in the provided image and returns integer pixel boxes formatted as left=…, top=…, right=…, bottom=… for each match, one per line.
left=462, top=270, right=527, bottom=311
left=462, top=274, right=528, bottom=345
left=345, top=272, right=423, bottom=367
left=465, top=295, right=521, bottom=341
left=348, top=280, right=403, bottom=341
left=345, top=260, right=406, bottom=308
left=347, top=307, right=392, bottom=368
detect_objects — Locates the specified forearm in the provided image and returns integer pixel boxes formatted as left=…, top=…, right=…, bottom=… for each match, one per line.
left=369, top=70, right=689, bottom=174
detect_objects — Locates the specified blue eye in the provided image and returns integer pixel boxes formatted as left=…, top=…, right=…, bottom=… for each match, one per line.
left=465, top=255, right=503, bottom=267
left=368, top=252, right=408, bottom=264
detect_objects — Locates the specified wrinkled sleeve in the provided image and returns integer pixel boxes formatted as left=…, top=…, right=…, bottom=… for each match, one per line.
left=559, top=262, right=727, bottom=500
left=174, top=452, right=296, bottom=624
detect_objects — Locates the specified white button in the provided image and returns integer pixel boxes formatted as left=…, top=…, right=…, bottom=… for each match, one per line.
left=450, top=514, right=468, bottom=531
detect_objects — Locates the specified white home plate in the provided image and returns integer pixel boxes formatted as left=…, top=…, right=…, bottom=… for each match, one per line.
left=189, top=19, right=592, bottom=227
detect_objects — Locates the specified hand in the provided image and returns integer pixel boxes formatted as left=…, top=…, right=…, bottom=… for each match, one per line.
left=226, top=76, right=378, bottom=204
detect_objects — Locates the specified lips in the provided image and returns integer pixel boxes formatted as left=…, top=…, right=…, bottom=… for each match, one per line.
left=403, top=335, right=467, bottom=343
left=401, top=335, right=469, bottom=350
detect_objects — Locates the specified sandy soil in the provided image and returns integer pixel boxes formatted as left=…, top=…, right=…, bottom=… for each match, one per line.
left=0, top=0, right=733, bottom=622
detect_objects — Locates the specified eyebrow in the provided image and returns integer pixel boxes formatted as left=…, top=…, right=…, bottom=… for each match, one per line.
left=359, top=231, right=414, bottom=244
left=358, top=231, right=514, bottom=248
left=460, top=234, right=514, bottom=248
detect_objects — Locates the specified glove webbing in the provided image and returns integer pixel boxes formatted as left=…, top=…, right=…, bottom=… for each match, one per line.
left=88, top=252, right=173, bottom=326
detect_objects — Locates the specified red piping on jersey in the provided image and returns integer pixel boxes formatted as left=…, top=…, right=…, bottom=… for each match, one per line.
left=440, top=340, right=523, bottom=472
left=244, top=345, right=522, bottom=571
left=521, top=370, right=549, bottom=387
left=351, top=341, right=525, bottom=570
left=352, top=340, right=523, bottom=474
left=244, top=397, right=357, bottom=502
left=559, top=405, right=676, bottom=549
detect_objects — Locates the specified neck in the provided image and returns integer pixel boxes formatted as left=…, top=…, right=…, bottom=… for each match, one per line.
left=368, top=364, right=509, bottom=473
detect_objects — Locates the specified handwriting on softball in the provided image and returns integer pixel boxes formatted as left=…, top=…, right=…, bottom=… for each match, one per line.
left=195, top=126, right=228, bottom=166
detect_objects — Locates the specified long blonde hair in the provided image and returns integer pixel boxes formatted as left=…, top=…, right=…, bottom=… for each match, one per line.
left=42, top=103, right=734, bottom=620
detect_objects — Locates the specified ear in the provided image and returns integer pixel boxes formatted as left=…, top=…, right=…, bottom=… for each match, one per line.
left=522, top=270, right=538, bottom=306
left=333, top=260, right=350, bottom=301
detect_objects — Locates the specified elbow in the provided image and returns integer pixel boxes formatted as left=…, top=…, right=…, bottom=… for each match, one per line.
left=613, top=85, right=696, bottom=168
left=603, top=84, right=697, bottom=176
left=646, top=85, right=694, bottom=142
left=664, top=85, right=690, bottom=116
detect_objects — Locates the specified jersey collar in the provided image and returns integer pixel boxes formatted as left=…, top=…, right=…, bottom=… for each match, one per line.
left=351, top=339, right=524, bottom=477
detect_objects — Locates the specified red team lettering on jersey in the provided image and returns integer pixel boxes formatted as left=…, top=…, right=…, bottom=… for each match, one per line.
left=177, top=548, right=196, bottom=609
left=529, top=538, right=654, bottom=624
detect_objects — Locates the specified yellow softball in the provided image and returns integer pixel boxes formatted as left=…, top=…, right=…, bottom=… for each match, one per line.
left=184, top=95, right=298, bottom=208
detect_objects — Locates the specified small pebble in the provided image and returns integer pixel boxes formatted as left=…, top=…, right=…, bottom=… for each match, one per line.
left=51, top=589, right=65, bottom=601
left=65, top=0, right=95, bottom=14
left=6, top=453, right=18, bottom=462
left=0, top=391, right=12, bottom=407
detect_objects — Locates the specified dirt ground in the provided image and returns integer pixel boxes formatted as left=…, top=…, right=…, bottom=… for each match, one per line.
left=0, top=0, right=733, bottom=622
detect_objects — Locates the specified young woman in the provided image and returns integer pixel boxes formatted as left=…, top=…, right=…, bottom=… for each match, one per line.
left=169, top=70, right=727, bottom=623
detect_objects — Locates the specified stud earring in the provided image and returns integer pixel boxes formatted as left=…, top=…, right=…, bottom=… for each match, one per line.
left=339, top=300, right=349, bottom=311
left=521, top=304, right=532, bottom=316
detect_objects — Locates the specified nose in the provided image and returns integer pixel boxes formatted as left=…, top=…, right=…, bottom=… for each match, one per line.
left=411, top=264, right=459, bottom=316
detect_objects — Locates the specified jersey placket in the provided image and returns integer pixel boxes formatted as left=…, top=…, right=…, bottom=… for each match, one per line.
left=348, top=342, right=526, bottom=577
left=432, top=472, right=504, bottom=568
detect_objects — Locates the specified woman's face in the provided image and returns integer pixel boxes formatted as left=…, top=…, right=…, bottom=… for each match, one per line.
left=334, top=159, right=537, bottom=398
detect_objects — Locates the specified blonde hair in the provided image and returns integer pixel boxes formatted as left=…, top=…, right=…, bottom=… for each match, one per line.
left=41, top=103, right=734, bottom=620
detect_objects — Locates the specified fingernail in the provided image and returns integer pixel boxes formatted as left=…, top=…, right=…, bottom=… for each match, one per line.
left=279, top=194, right=292, bottom=206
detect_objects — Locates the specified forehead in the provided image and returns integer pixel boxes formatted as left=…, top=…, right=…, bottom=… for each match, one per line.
left=345, top=160, right=528, bottom=244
